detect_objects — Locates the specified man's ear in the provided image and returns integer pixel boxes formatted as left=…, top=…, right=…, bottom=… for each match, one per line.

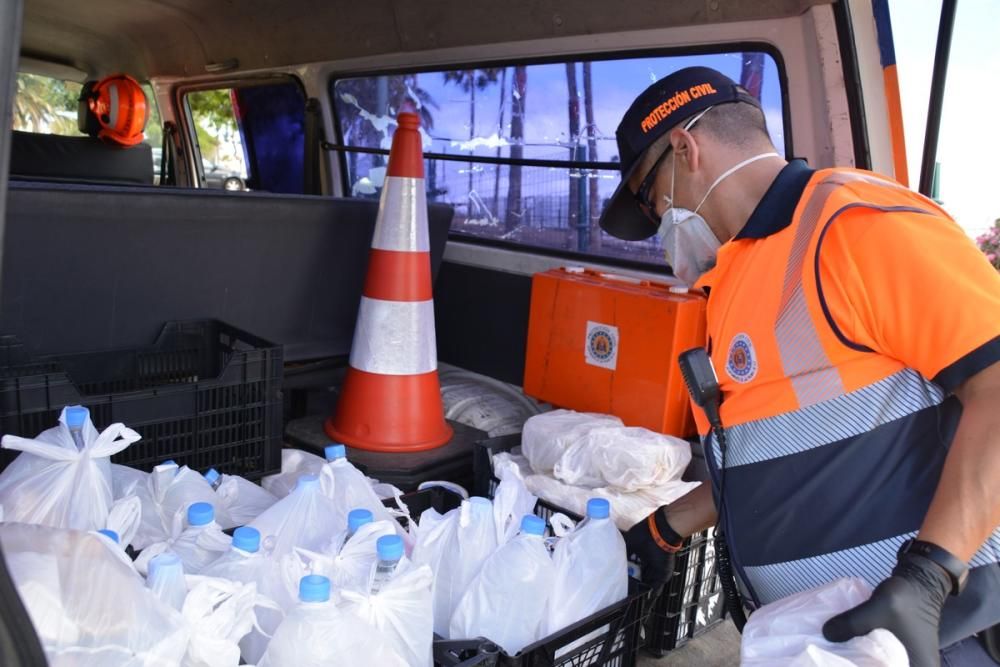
left=670, top=127, right=700, bottom=173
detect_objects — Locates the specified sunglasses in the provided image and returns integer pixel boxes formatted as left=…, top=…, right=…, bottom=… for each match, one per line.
left=630, top=106, right=713, bottom=225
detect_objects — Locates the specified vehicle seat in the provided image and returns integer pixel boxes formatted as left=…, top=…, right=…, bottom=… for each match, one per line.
left=8, top=130, right=153, bottom=185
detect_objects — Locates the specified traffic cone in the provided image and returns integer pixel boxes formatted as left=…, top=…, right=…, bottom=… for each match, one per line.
left=325, top=112, right=453, bottom=452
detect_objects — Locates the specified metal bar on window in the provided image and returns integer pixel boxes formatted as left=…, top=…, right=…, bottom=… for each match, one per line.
left=321, top=142, right=621, bottom=171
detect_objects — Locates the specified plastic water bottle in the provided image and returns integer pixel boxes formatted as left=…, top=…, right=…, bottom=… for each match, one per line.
left=296, top=473, right=320, bottom=491
left=232, top=526, right=261, bottom=554
left=204, top=468, right=223, bottom=490
left=325, top=443, right=346, bottom=462
left=299, top=574, right=331, bottom=604
left=97, top=529, right=119, bottom=544
left=65, top=406, right=89, bottom=451
left=371, top=534, right=403, bottom=594
left=347, top=508, right=374, bottom=539
left=188, top=501, right=214, bottom=528
left=147, top=551, right=187, bottom=610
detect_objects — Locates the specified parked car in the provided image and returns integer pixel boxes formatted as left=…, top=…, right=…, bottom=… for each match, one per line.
left=202, top=160, right=245, bottom=191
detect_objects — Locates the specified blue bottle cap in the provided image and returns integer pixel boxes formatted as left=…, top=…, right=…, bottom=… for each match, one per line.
left=162, top=459, right=177, bottom=467
left=65, top=406, right=89, bottom=429
left=299, top=574, right=331, bottom=603
left=295, top=474, right=320, bottom=491
left=347, top=508, right=374, bottom=533
left=232, top=526, right=261, bottom=553
left=587, top=498, right=611, bottom=520
left=376, top=534, right=404, bottom=561
left=324, top=444, right=346, bottom=461
left=187, top=502, right=214, bottom=527
left=203, top=468, right=221, bottom=486
left=149, top=551, right=182, bottom=578
left=520, top=514, right=546, bottom=536
left=98, top=529, right=119, bottom=544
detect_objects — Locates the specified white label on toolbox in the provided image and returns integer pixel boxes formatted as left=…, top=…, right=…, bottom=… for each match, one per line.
left=585, top=321, right=619, bottom=370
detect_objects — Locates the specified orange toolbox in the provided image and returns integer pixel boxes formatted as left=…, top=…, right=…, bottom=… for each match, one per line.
left=523, top=267, right=707, bottom=437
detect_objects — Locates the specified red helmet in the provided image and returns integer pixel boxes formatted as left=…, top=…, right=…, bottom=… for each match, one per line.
left=80, top=74, right=148, bottom=147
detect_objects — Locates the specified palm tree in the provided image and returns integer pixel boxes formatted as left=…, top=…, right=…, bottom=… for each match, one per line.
left=443, top=69, right=503, bottom=196
left=505, top=66, right=528, bottom=231
left=13, top=74, right=79, bottom=135
left=583, top=62, right=601, bottom=251
left=565, top=63, right=582, bottom=248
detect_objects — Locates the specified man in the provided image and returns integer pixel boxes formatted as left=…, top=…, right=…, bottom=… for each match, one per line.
left=601, top=66, right=1000, bottom=666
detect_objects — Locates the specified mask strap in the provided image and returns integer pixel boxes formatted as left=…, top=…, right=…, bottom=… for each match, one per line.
left=694, top=152, right=780, bottom=214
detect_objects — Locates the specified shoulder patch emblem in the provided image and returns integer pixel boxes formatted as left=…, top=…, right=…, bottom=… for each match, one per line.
left=726, top=333, right=758, bottom=384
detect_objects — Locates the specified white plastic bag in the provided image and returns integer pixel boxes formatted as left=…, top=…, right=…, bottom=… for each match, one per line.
left=491, top=456, right=538, bottom=545
left=546, top=498, right=628, bottom=634
left=260, top=448, right=328, bottom=498
left=521, top=410, right=623, bottom=473
left=125, top=462, right=236, bottom=550
left=295, top=519, right=399, bottom=595
left=340, top=561, right=435, bottom=667
left=180, top=577, right=259, bottom=667
left=200, top=527, right=285, bottom=665
left=0, top=407, right=140, bottom=531
left=450, top=515, right=554, bottom=655
left=250, top=473, right=344, bottom=560
left=147, top=551, right=188, bottom=611
left=454, top=497, right=498, bottom=599
left=215, top=473, right=278, bottom=525
left=411, top=505, right=462, bottom=636
left=105, top=494, right=142, bottom=548
left=553, top=425, right=692, bottom=491
left=740, top=578, right=909, bottom=666
left=1, top=522, right=189, bottom=667
left=259, top=593, right=408, bottom=667
left=321, top=450, right=402, bottom=530
left=135, top=503, right=232, bottom=576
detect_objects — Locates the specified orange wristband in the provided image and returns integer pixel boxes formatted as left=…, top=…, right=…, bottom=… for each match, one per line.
left=648, top=513, right=683, bottom=553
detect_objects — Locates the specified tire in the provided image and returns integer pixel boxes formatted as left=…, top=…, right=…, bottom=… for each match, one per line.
left=223, top=177, right=243, bottom=191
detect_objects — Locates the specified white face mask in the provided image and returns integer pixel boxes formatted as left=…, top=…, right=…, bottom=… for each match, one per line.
left=658, top=150, right=779, bottom=285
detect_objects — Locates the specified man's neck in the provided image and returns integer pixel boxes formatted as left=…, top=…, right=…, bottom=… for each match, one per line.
left=704, top=156, right=787, bottom=243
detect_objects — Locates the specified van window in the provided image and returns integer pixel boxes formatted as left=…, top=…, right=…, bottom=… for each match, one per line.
left=183, top=81, right=307, bottom=194
left=331, top=51, right=786, bottom=265
left=13, top=73, right=82, bottom=136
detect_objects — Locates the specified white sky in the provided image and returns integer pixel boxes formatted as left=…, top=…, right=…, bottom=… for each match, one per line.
left=889, top=0, right=1000, bottom=237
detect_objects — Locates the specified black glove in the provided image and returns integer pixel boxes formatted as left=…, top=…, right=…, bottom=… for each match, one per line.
left=822, top=551, right=951, bottom=667
left=624, top=509, right=683, bottom=590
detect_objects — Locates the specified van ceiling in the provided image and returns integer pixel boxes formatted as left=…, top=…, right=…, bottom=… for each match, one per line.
left=21, top=0, right=833, bottom=79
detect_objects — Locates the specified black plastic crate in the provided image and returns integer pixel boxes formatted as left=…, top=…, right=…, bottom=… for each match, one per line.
left=473, top=434, right=726, bottom=657
left=644, top=528, right=726, bottom=655
left=0, top=320, right=283, bottom=480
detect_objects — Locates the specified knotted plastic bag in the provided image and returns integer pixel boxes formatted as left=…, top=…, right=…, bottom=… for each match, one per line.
left=553, top=425, right=692, bottom=491
left=249, top=474, right=344, bottom=561
left=411, top=505, right=461, bottom=636
left=215, top=473, right=278, bottom=525
left=105, top=494, right=142, bottom=549
left=449, top=527, right=554, bottom=655
left=260, top=448, right=328, bottom=498
left=135, top=515, right=232, bottom=576
left=491, top=457, right=538, bottom=545
left=294, top=519, right=399, bottom=595
left=0, top=407, right=140, bottom=531
left=119, top=462, right=236, bottom=550
left=740, top=577, right=909, bottom=666
left=0, top=522, right=189, bottom=666
left=545, top=506, right=628, bottom=635
left=200, top=546, right=286, bottom=664
left=340, top=561, right=435, bottom=667
left=180, top=577, right=261, bottom=667
left=258, top=598, right=408, bottom=667
left=521, top=410, right=623, bottom=473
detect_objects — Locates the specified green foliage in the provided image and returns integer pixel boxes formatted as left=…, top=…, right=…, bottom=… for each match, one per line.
left=187, top=89, right=236, bottom=160
left=13, top=73, right=82, bottom=135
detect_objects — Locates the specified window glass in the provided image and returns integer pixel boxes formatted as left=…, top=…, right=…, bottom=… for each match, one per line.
left=186, top=89, right=250, bottom=191
left=331, top=51, right=786, bottom=265
left=12, top=73, right=83, bottom=136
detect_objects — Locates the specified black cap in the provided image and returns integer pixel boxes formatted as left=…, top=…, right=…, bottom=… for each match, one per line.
left=599, top=67, right=761, bottom=241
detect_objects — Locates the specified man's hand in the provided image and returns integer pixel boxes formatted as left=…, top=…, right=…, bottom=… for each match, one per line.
left=822, top=551, right=951, bottom=667
left=624, top=509, right=683, bottom=590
